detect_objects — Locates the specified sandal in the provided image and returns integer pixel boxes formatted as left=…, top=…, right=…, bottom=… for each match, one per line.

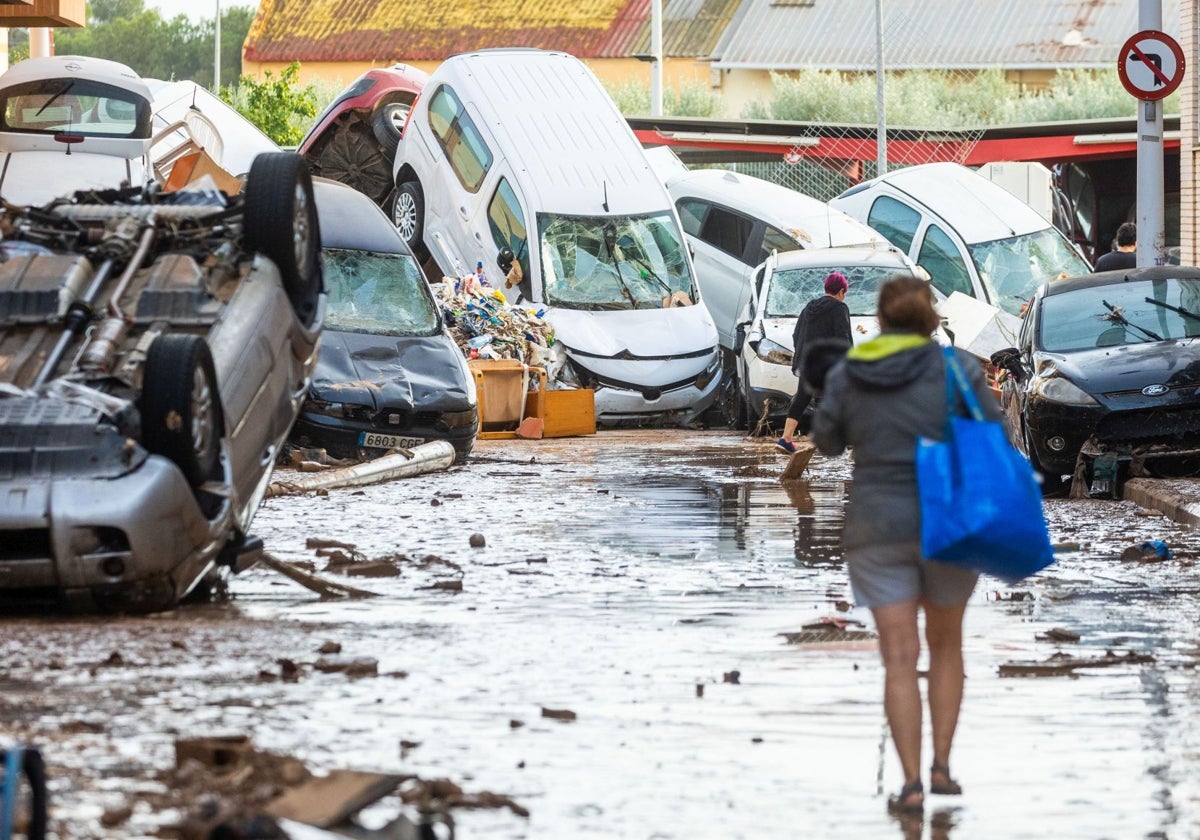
left=930, top=761, right=962, bottom=795
left=887, top=779, right=924, bottom=814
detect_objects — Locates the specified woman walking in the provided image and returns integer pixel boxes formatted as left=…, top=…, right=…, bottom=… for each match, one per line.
left=810, top=276, right=1000, bottom=813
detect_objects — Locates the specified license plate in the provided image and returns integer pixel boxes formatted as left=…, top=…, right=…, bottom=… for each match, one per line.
left=358, top=432, right=425, bottom=449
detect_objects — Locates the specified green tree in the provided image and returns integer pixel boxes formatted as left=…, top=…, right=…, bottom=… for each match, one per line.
left=219, top=61, right=317, bottom=147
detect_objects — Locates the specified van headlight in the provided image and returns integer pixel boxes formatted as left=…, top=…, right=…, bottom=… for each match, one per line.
left=1033, top=376, right=1098, bottom=405
left=696, top=351, right=721, bottom=389
left=754, top=338, right=793, bottom=367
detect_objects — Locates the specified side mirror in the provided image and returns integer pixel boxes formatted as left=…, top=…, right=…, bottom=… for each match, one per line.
left=989, top=347, right=1027, bottom=382
left=734, top=323, right=748, bottom=355
left=496, top=247, right=515, bottom=273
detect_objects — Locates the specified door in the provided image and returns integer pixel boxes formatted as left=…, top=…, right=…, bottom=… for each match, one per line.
left=677, top=198, right=757, bottom=349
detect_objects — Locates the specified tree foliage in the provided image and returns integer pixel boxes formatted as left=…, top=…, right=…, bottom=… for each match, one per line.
left=744, top=67, right=1179, bottom=127
left=219, top=62, right=317, bottom=147
left=17, top=0, right=253, bottom=89
left=605, top=78, right=724, bottom=118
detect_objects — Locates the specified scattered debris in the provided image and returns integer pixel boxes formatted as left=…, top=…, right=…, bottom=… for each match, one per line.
left=695, top=684, right=704, bottom=698
left=428, top=580, right=464, bottom=592
left=469, top=533, right=487, bottom=548
left=433, top=282, right=555, bottom=367
left=780, top=617, right=878, bottom=646
left=266, top=442, right=457, bottom=498
left=400, top=775, right=530, bottom=819
left=313, top=657, right=379, bottom=678
left=993, top=591, right=1034, bottom=602
left=780, top=440, right=817, bottom=482
left=257, top=552, right=380, bottom=600
left=723, top=670, right=741, bottom=685
left=265, top=769, right=403, bottom=828
left=1120, top=540, right=1173, bottom=562
left=541, top=707, right=576, bottom=722
left=999, top=649, right=1155, bottom=677
left=516, top=417, right=544, bottom=439
left=1035, top=627, right=1081, bottom=643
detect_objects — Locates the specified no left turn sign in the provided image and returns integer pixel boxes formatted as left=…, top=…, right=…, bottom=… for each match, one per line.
left=1118, top=29, right=1185, bottom=101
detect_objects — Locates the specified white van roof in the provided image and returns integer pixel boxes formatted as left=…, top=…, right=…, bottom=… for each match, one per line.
left=666, top=168, right=883, bottom=248
left=437, top=49, right=662, bottom=216
left=855, top=162, right=1049, bottom=243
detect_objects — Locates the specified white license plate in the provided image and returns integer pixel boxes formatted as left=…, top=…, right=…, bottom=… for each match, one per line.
left=358, top=432, right=425, bottom=449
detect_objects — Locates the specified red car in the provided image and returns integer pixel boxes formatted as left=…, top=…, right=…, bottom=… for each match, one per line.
left=299, top=64, right=428, bottom=210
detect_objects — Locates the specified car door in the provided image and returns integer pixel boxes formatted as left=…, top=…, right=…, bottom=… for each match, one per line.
left=677, top=198, right=756, bottom=349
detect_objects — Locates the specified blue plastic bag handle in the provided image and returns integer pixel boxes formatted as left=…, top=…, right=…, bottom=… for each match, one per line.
left=942, top=346, right=985, bottom=432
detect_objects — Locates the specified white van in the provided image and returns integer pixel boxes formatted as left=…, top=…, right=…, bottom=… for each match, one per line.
left=830, top=162, right=1091, bottom=316
left=391, top=49, right=721, bottom=425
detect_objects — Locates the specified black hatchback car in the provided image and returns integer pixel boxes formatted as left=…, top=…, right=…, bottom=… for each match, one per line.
left=290, top=180, right=478, bottom=461
left=993, top=266, right=1200, bottom=496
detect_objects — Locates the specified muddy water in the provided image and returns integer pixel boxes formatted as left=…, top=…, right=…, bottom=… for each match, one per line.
left=3, top=429, right=1200, bottom=839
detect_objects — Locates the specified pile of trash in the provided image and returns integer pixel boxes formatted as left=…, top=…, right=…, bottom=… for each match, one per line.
left=432, top=276, right=555, bottom=367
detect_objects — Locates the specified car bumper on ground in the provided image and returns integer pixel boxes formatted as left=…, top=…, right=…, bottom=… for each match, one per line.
left=0, top=456, right=231, bottom=612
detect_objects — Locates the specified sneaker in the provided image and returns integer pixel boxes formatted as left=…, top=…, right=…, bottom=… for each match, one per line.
left=775, top=437, right=797, bottom=454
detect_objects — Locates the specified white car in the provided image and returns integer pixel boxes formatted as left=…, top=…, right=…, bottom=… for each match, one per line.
left=736, top=246, right=928, bottom=429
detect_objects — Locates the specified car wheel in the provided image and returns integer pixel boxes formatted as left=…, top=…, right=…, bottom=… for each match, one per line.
left=743, top=378, right=763, bottom=434
left=392, top=181, right=429, bottom=260
left=141, top=334, right=222, bottom=488
left=313, top=117, right=393, bottom=206
left=243, top=152, right=322, bottom=327
left=371, top=94, right=411, bottom=156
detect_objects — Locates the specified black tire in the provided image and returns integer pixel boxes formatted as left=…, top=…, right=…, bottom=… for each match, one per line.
left=243, top=152, right=322, bottom=327
left=392, top=181, right=428, bottom=260
left=141, top=335, right=221, bottom=487
left=371, top=94, right=411, bottom=156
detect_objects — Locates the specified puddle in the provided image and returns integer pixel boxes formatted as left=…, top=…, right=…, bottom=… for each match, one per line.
left=2, top=430, right=1199, bottom=838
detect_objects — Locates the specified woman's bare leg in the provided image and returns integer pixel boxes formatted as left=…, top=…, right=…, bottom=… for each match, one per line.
left=872, top=598, right=922, bottom=797
left=922, top=598, right=968, bottom=783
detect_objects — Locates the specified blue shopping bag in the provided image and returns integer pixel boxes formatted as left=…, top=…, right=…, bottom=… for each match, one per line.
left=916, top=348, right=1055, bottom=583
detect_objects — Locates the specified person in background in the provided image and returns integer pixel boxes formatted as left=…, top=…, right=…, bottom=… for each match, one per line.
left=1094, top=222, right=1137, bottom=272
left=775, top=271, right=851, bottom=454
left=810, top=275, right=1001, bottom=814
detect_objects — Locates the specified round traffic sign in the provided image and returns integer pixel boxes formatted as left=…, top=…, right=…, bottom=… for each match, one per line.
left=1117, top=29, right=1185, bottom=101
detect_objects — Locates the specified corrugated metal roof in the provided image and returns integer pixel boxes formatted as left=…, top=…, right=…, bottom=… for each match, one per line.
left=712, top=0, right=1183, bottom=71
left=623, top=0, right=744, bottom=58
left=244, top=0, right=649, bottom=64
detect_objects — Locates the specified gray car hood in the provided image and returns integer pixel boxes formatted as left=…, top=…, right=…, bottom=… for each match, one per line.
left=310, top=330, right=472, bottom=410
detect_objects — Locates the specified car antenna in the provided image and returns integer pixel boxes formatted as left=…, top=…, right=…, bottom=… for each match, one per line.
left=826, top=201, right=833, bottom=247
left=602, top=181, right=609, bottom=213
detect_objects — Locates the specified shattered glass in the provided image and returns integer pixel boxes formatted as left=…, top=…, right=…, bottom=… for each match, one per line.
left=970, top=228, right=1090, bottom=315
left=323, top=249, right=438, bottom=336
left=1041, top=277, right=1200, bottom=353
left=538, top=211, right=695, bottom=310
left=765, top=264, right=911, bottom=318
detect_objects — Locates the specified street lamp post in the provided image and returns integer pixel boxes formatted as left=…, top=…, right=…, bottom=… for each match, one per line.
left=214, top=0, right=221, bottom=89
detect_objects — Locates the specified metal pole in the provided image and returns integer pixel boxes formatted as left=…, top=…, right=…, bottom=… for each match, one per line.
left=214, top=0, right=222, bottom=89
left=1136, top=0, right=1164, bottom=266
left=875, top=0, right=887, bottom=175
left=651, top=0, right=663, bottom=116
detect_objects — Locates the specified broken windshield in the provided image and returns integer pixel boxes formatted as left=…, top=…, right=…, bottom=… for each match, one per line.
left=1039, top=277, right=1200, bottom=352
left=323, top=249, right=439, bottom=336
left=969, top=228, right=1090, bottom=316
left=538, top=211, right=696, bottom=310
left=766, top=264, right=914, bottom=318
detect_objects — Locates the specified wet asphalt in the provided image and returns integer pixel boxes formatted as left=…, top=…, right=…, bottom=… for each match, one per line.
left=3, top=429, right=1200, bottom=839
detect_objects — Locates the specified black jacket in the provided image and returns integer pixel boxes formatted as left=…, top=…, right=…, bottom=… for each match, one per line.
left=791, top=294, right=852, bottom=375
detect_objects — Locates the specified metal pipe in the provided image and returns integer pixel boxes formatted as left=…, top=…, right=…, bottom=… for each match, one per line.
left=650, top=0, right=663, bottom=117
left=875, top=0, right=887, bottom=175
left=32, top=259, right=117, bottom=388
left=106, top=225, right=156, bottom=319
left=265, top=441, right=457, bottom=497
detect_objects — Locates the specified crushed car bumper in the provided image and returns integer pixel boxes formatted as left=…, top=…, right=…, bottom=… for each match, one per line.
left=0, top=456, right=231, bottom=612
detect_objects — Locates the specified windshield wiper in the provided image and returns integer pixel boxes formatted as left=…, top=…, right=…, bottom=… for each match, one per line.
left=603, top=228, right=640, bottom=309
left=35, top=80, right=74, bottom=118
left=1144, top=295, right=1200, bottom=324
left=1102, top=299, right=1162, bottom=341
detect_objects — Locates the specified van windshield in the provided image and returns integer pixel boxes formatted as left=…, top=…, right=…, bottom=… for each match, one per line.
left=538, top=211, right=697, bottom=310
left=968, top=228, right=1089, bottom=316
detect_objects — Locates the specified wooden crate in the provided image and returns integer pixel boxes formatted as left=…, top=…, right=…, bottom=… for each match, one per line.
left=468, top=359, right=528, bottom=438
left=524, top=388, right=596, bottom=438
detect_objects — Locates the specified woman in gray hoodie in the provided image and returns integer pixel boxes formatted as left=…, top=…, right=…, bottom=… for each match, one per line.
left=812, top=275, right=1000, bottom=814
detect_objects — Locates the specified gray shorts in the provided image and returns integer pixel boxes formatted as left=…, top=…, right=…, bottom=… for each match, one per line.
left=845, top=541, right=978, bottom=609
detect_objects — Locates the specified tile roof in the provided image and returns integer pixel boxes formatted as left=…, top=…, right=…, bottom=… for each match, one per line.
left=712, top=0, right=1183, bottom=71
left=245, top=0, right=645, bottom=64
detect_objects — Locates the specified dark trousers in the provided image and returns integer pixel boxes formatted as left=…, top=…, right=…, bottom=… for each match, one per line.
left=786, top=382, right=814, bottom=426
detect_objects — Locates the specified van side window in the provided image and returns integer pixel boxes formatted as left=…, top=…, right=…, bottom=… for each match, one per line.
left=699, top=206, right=754, bottom=262
left=488, top=177, right=529, bottom=289
left=759, top=226, right=801, bottom=264
left=677, top=199, right=706, bottom=237
left=426, top=85, right=493, bottom=193
left=867, top=196, right=921, bottom=254
left=917, top=224, right=974, bottom=298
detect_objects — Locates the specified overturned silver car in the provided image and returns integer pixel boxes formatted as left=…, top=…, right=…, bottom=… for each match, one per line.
left=0, top=153, right=325, bottom=612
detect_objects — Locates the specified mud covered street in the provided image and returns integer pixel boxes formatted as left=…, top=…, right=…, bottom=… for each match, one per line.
left=3, top=430, right=1200, bottom=839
